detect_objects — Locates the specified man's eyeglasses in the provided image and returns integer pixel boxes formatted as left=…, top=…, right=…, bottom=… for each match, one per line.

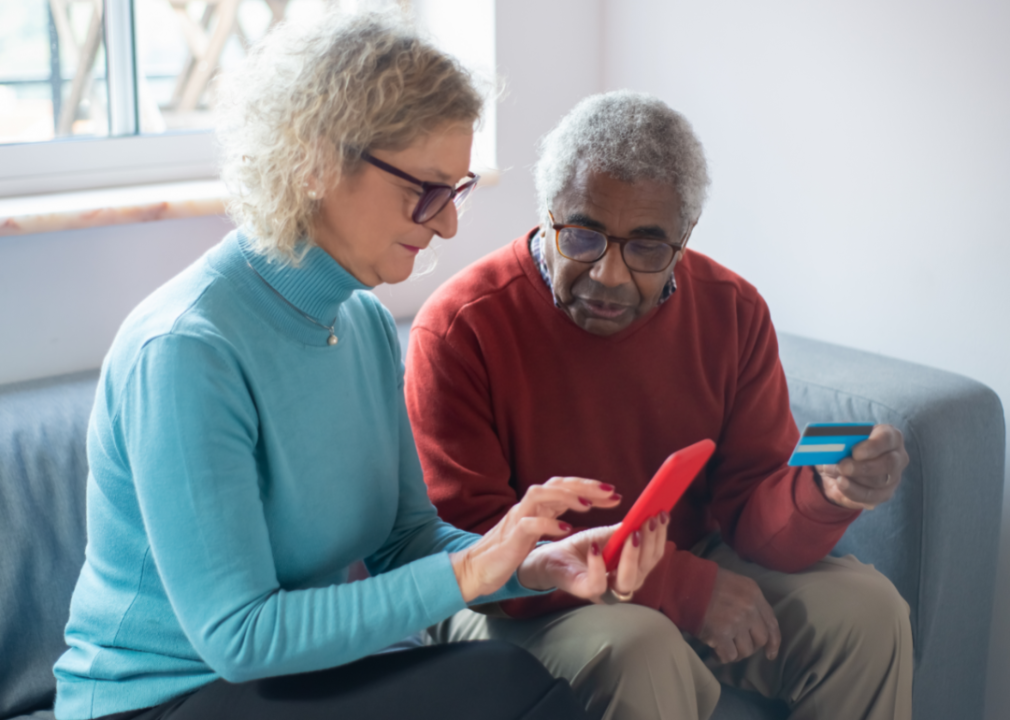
left=361, top=151, right=479, bottom=224
left=549, top=211, right=684, bottom=273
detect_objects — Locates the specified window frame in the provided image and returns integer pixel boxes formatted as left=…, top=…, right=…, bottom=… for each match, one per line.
left=0, top=0, right=493, bottom=202
left=0, top=0, right=218, bottom=199
left=0, top=132, right=218, bottom=198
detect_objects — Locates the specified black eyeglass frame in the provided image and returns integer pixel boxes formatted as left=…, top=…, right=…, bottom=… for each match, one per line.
left=361, top=151, right=479, bottom=224
left=548, top=210, right=686, bottom=274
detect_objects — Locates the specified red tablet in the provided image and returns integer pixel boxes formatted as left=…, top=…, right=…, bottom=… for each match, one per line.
left=602, top=439, right=716, bottom=572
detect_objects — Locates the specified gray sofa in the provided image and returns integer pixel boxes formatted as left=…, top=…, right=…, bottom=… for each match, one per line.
left=1, top=328, right=1004, bottom=720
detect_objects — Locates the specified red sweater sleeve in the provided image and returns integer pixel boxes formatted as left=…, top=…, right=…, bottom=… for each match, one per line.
left=405, top=323, right=518, bottom=534
left=405, top=317, right=718, bottom=635
left=709, top=294, right=859, bottom=572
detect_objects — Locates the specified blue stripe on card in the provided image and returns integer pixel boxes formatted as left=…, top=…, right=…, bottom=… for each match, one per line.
left=796, top=436, right=865, bottom=446
left=788, top=451, right=855, bottom=466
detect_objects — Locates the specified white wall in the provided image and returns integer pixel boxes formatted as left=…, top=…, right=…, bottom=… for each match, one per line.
left=0, top=216, right=234, bottom=384
left=601, top=1, right=1010, bottom=716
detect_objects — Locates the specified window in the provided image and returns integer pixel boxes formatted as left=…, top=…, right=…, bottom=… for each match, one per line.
left=0, top=0, right=494, bottom=199
left=1, top=0, right=109, bottom=144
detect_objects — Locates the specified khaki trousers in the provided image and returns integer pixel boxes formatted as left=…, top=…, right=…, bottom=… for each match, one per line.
left=427, top=541, right=913, bottom=720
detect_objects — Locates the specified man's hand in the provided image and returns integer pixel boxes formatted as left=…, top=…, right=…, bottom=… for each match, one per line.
left=698, top=568, right=780, bottom=664
left=816, top=424, right=909, bottom=511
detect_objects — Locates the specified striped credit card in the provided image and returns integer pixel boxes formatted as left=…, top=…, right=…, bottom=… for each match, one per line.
left=787, top=422, right=875, bottom=466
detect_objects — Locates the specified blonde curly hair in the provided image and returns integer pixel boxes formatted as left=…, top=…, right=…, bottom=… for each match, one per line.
left=216, top=10, right=483, bottom=262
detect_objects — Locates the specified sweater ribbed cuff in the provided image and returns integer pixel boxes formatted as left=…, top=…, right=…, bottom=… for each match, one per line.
left=794, top=467, right=862, bottom=525
left=408, top=552, right=468, bottom=625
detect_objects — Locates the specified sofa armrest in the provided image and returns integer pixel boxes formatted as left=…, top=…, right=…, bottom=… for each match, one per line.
left=778, top=332, right=1005, bottom=720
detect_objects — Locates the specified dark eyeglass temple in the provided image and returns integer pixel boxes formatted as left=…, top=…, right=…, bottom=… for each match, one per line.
left=362, top=151, right=477, bottom=193
left=360, top=152, right=418, bottom=186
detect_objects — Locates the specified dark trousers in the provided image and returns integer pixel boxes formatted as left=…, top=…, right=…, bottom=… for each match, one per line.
left=96, top=641, right=588, bottom=720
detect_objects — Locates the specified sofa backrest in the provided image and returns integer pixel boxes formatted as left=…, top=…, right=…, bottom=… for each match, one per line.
left=0, top=371, right=98, bottom=719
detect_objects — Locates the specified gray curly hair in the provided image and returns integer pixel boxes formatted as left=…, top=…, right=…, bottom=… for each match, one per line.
left=216, top=11, right=483, bottom=262
left=534, top=91, right=710, bottom=233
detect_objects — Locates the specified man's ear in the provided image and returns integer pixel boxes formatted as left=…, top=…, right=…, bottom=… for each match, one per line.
left=682, top=219, right=698, bottom=244
left=541, top=210, right=556, bottom=238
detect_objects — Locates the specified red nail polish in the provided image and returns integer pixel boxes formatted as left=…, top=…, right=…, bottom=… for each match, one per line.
left=599, top=483, right=615, bottom=492
left=558, top=521, right=573, bottom=532
left=649, top=517, right=658, bottom=531
left=632, top=531, right=641, bottom=547
left=610, top=492, right=623, bottom=502
left=579, top=496, right=592, bottom=506
left=591, top=542, right=600, bottom=556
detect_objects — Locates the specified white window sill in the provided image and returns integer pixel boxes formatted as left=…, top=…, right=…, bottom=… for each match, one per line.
left=0, top=168, right=500, bottom=238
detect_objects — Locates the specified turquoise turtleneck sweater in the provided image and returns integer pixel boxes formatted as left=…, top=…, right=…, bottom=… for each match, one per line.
left=53, top=230, right=539, bottom=719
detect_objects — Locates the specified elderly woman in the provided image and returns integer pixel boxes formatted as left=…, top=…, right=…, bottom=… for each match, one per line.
left=52, top=12, right=668, bottom=720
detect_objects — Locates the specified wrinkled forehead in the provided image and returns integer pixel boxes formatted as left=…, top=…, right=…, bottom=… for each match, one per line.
left=553, top=165, right=685, bottom=236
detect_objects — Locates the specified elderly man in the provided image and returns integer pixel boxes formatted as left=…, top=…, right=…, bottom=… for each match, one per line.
left=405, top=91, right=912, bottom=720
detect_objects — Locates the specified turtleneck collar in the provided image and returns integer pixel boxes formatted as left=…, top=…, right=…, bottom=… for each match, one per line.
left=240, top=231, right=369, bottom=321
left=212, top=229, right=370, bottom=347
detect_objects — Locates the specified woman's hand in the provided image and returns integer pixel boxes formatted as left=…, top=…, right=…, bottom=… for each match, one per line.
left=449, top=477, right=620, bottom=602
left=517, top=512, right=669, bottom=602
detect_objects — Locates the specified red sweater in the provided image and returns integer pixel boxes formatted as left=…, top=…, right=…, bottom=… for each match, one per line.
left=405, top=232, right=859, bottom=635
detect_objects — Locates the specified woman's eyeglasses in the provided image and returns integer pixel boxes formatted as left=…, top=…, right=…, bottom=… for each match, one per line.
left=361, top=151, right=479, bottom=224
left=549, top=211, right=683, bottom=273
